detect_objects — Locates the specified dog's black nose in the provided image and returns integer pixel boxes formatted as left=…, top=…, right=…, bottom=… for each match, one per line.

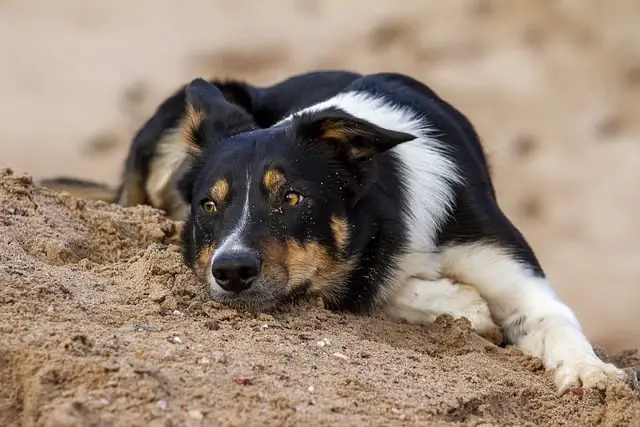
left=212, top=252, right=261, bottom=293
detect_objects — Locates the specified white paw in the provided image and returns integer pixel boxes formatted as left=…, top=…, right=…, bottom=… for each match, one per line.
left=554, top=356, right=627, bottom=394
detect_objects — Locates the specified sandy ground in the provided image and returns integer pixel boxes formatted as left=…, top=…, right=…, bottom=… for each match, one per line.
left=0, top=170, right=638, bottom=426
left=1, top=0, right=640, bottom=425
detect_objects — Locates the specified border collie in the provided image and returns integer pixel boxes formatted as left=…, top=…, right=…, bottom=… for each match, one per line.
left=177, top=72, right=626, bottom=394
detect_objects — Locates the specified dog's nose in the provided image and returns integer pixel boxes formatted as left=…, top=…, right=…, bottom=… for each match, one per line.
left=211, top=252, right=261, bottom=293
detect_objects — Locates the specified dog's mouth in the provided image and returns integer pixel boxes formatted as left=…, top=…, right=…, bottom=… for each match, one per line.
left=207, top=280, right=312, bottom=312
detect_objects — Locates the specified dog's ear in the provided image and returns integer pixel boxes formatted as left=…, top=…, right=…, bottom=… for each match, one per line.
left=182, top=78, right=256, bottom=155
left=292, top=109, right=416, bottom=204
left=292, top=109, right=415, bottom=161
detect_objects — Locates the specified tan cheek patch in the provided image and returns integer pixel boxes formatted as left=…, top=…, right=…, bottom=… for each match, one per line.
left=260, top=238, right=357, bottom=303
left=181, top=104, right=205, bottom=154
left=263, top=169, right=286, bottom=193
left=285, top=241, right=330, bottom=286
left=285, top=240, right=356, bottom=302
left=330, top=216, right=349, bottom=252
left=210, top=179, right=230, bottom=205
left=260, top=239, right=288, bottom=285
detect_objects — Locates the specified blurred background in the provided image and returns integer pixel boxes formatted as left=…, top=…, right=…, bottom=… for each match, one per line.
left=0, top=0, right=638, bottom=350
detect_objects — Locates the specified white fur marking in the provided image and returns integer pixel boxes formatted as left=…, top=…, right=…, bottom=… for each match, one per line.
left=212, top=171, right=252, bottom=261
left=386, top=277, right=500, bottom=342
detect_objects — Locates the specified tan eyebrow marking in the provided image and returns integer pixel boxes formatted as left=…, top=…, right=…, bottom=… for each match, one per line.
left=263, top=169, right=286, bottom=193
left=210, top=179, right=230, bottom=204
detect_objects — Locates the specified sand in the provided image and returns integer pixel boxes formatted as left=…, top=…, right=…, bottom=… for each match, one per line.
left=1, top=0, right=640, bottom=425
left=0, top=169, right=638, bottom=426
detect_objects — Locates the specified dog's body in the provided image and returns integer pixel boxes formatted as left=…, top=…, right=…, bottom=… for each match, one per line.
left=41, top=71, right=362, bottom=219
left=40, top=70, right=626, bottom=393
left=178, top=72, right=625, bottom=393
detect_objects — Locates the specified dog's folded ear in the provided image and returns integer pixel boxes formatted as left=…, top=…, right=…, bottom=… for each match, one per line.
left=292, top=109, right=416, bottom=161
left=291, top=109, right=416, bottom=205
left=182, top=78, right=256, bottom=155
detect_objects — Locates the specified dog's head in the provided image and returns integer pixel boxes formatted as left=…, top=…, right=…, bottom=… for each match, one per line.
left=178, top=78, right=415, bottom=311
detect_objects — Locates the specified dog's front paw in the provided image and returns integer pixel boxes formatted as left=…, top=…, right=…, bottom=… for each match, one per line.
left=554, top=356, right=627, bottom=394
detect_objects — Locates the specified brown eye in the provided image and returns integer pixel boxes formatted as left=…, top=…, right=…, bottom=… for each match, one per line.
left=284, top=191, right=303, bottom=206
left=201, top=199, right=217, bottom=213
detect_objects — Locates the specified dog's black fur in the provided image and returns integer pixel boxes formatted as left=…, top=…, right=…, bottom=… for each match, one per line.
left=178, top=72, right=542, bottom=312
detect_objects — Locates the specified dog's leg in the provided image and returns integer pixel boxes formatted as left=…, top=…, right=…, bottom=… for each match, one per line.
left=439, top=241, right=626, bottom=393
left=385, top=276, right=502, bottom=344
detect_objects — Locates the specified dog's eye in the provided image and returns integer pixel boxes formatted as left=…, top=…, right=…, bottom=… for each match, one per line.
left=284, top=191, right=304, bottom=207
left=201, top=199, right=217, bottom=213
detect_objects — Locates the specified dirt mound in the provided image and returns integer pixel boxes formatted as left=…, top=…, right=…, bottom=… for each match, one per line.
left=0, top=169, right=638, bottom=426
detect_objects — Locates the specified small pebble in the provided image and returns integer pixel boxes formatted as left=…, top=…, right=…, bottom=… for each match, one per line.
left=333, top=352, right=349, bottom=361
left=307, top=385, right=315, bottom=393
left=233, top=376, right=253, bottom=386
left=134, top=325, right=152, bottom=333
left=199, top=357, right=211, bottom=365
left=188, top=409, right=204, bottom=420
left=172, top=310, right=184, bottom=317
left=212, top=351, right=226, bottom=364
left=316, top=338, right=331, bottom=348
left=157, top=400, right=167, bottom=410
left=134, top=349, right=144, bottom=359
left=167, top=336, right=183, bottom=344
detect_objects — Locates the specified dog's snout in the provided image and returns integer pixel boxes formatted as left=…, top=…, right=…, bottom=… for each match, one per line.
left=212, top=252, right=261, bottom=293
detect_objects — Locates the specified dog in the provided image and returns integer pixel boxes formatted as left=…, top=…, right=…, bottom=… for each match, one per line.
left=40, top=70, right=362, bottom=219
left=176, top=71, right=626, bottom=394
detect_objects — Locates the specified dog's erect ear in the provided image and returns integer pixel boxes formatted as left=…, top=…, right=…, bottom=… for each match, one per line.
left=182, top=78, right=256, bottom=155
left=292, top=109, right=416, bottom=161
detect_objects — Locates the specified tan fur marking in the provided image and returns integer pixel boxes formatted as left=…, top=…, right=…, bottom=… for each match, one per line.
left=210, top=179, right=230, bottom=204
left=260, top=238, right=357, bottom=304
left=263, top=169, right=285, bottom=193
left=285, top=240, right=356, bottom=303
left=330, top=216, right=349, bottom=252
left=321, top=127, right=349, bottom=143
left=260, top=239, right=289, bottom=285
left=320, top=124, right=371, bottom=158
left=181, top=104, right=205, bottom=154
left=195, top=244, right=216, bottom=278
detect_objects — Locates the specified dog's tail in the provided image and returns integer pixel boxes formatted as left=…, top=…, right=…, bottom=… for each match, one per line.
left=39, top=176, right=117, bottom=202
